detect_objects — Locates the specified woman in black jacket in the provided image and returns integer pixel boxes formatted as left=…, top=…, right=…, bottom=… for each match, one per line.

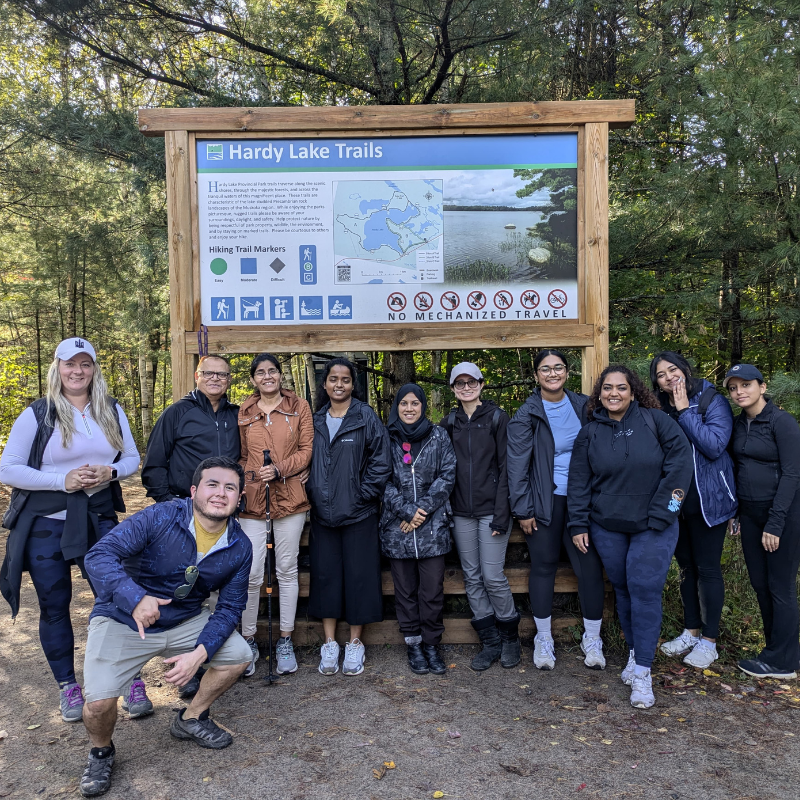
left=567, top=365, right=693, bottom=710
left=381, top=384, right=457, bottom=675
left=725, top=364, right=800, bottom=679
left=442, top=362, right=518, bottom=672
left=306, top=358, right=392, bottom=678
left=507, top=350, right=606, bottom=672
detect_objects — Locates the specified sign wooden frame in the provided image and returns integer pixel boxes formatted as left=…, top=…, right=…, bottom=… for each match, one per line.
left=139, top=101, right=635, bottom=398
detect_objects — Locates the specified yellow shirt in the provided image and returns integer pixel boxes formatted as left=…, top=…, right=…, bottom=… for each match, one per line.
left=194, top=515, right=225, bottom=559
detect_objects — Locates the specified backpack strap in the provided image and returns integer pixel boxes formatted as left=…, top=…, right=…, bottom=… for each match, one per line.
left=696, top=386, right=718, bottom=424
left=442, top=409, right=457, bottom=438
left=640, top=406, right=658, bottom=439
left=490, top=408, right=501, bottom=437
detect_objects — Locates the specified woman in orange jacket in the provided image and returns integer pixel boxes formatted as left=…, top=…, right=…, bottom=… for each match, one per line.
left=238, top=353, right=314, bottom=676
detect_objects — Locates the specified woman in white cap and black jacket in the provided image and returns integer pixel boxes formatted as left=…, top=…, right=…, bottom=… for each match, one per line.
left=507, top=349, right=607, bottom=672
left=725, top=364, right=800, bottom=679
left=441, top=362, right=519, bottom=671
left=382, top=384, right=456, bottom=675
left=0, top=338, right=141, bottom=723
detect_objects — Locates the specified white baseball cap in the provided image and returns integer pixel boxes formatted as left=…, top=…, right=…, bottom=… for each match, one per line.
left=55, top=337, right=97, bottom=362
left=449, top=362, right=483, bottom=385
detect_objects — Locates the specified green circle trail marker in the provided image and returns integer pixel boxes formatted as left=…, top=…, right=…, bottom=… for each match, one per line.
left=210, top=258, right=228, bottom=275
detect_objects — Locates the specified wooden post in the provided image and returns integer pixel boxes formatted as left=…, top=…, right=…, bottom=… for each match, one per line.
left=581, top=122, right=610, bottom=395
left=165, top=130, right=196, bottom=400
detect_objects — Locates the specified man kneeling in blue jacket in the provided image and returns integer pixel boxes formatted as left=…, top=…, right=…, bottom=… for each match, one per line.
left=78, top=457, right=253, bottom=798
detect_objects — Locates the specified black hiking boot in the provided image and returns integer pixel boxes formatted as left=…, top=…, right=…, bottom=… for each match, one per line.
left=170, top=708, right=233, bottom=749
left=470, top=615, right=502, bottom=671
left=423, top=644, right=447, bottom=675
left=407, top=642, right=430, bottom=674
left=497, top=613, right=522, bottom=668
left=79, top=745, right=115, bottom=797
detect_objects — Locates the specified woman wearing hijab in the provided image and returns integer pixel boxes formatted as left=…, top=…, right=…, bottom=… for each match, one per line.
left=650, top=352, right=737, bottom=669
left=381, top=384, right=457, bottom=675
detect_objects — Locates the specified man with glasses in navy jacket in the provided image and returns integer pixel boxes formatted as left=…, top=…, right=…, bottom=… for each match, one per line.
left=77, top=457, right=253, bottom=797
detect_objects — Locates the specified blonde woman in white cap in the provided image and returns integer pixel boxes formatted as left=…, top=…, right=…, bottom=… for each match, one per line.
left=0, top=338, right=143, bottom=723
left=440, top=362, right=518, bottom=671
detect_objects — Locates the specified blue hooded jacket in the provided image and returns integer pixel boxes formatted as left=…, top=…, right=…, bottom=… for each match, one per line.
left=674, top=380, right=738, bottom=526
left=84, top=498, right=252, bottom=660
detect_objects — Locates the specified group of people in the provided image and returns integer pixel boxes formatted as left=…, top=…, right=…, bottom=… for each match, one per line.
left=1, top=338, right=799, bottom=797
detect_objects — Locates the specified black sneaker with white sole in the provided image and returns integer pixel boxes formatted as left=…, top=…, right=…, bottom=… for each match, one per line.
left=79, top=746, right=115, bottom=797
left=170, top=708, right=233, bottom=749
left=738, top=658, right=797, bottom=679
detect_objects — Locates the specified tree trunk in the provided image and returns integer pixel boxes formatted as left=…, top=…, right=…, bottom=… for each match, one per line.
left=382, top=350, right=415, bottom=416
left=35, top=307, right=43, bottom=398
left=303, top=353, right=316, bottom=405
left=138, top=294, right=155, bottom=439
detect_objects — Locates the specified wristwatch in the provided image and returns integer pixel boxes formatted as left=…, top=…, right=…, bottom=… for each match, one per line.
left=110, top=468, right=118, bottom=480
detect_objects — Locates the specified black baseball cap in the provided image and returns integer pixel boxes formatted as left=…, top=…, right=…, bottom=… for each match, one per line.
left=723, top=364, right=764, bottom=388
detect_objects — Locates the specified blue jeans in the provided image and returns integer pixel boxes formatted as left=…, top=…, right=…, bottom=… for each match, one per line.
left=23, top=516, right=117, bottom=684
left=590, top=519, right=679, bottom=669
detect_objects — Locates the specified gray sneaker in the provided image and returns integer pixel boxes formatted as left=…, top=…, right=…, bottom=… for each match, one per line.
left=60, top=682, right=85, bottom=723
left=319, top=639, right=340, bottom=675
left=342, top=638, right=366, bottom=676
left=275, top=637, right=298, bottom=674
left=243, top=636, right=259, bottom=677
left=121, top=677, right=154, bottom=719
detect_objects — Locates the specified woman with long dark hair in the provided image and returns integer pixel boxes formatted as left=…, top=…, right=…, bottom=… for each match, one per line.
left=0, top=338, right=142, bottom=722
left=650, top=352, right=737, bottom=669
left=725, top=364, right=800, bottom=679
left=568, top=365, right=692, bottom=709
left=507, top=349, right=607, bottom=671
left=238, top=353, right=314, bottom=677
left=306, top=358, right=391, bottom=677
left=381, top=384, right=456, bottom=675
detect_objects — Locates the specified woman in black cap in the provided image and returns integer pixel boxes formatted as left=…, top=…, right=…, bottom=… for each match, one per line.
left=381, top=384, right=457, bottom=674
left=0, top=338, right=143, bottom=723
left=725, top=364, right=800, bottom=678
left=650, top=352, right=737, bottom=669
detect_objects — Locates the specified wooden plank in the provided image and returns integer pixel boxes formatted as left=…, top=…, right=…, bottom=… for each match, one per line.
left=138, top=101, right=636, bottom=136
left=165, top=130, right=196, bottom=400
left=255, top=614, right=588, bottom=646
left=184, top=321, right=596, bottom=355
left=581, top=122, right=610, bottom=395
left=260, top=564, right=611, bottom=598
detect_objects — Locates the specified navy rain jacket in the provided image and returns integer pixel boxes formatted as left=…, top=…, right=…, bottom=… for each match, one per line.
left=84, top=498, right=252, bottom=660
left=673, top=380, right=738, bottom=526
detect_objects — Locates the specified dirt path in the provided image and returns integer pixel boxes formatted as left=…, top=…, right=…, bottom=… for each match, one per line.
left=1, top=481, right=799, bottom=799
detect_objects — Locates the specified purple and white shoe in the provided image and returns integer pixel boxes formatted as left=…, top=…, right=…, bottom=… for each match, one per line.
left=60, top=682, right=85, bottom=723
left=122, top=677, right=154, bottom=719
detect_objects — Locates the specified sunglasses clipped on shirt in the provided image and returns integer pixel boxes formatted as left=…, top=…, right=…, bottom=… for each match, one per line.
left=402, top=442, right=412, bottom=465
left=174, top=565, right=199, bottom=599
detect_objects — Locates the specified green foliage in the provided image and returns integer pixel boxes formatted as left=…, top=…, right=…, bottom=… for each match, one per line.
left=0, top=347, right=37, bottom=446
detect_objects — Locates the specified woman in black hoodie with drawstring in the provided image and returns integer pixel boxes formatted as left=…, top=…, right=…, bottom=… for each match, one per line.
left=567, top=365, right=692, bottom=710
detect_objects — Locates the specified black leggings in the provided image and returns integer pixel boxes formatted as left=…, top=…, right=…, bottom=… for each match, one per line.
left=674, top=512, right=727, bottom=639
left=525, top=495, right=605, bottom=621
left=23, top=515, right=116, bottom=685
left=739, top=498, right=800, bottom=672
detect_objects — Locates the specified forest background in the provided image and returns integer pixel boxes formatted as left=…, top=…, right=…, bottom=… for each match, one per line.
left=1, top=0, right=799, bottom=441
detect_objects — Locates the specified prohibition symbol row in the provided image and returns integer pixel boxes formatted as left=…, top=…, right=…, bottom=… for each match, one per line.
left=386, top=289, right=568, bottom=312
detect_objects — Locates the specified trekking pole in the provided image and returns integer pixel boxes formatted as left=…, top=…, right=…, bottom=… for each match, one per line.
left=262, top=448, right=277, bottom=686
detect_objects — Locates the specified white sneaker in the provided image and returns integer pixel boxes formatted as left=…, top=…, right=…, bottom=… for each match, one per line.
left=533, top=633, right=556, bottom=670
left=581, top=634, right=606, bottom=670
left=683, top=639, right=718, bottom=669
left=621, top=649, right=636, bottom=685
left=342, top=638, right=366, bottom=676
left=319, top=639, right=340, bottom=675
left=630, top=670, right=655, bottom=709
left=243, top=636, right=259, bottom=677
left=660, top=629, right=700, bottom=657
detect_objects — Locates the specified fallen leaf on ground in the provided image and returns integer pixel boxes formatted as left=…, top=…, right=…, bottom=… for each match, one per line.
left=629, top=763, right=638, bottom=769
left=448, top=730, right=461, bottom=739
left=596, top=704, right=613, bottom=713
left=703, top=669, right=721, bottom=677
left=433, top=793, right=444, bottom=799
left=203, top=777, right=212, bottom=783
left=577, top=784, right=587, bottom=790
left=720, top=684, right=733, bottom=692
left=306, top=732, right=314, bottom=737
left=448, top=664, right=456, bottom=669
left=601, top=740, right=613, bottom=745
left=657, top=728, right=668, bottom=733
left=384, top=761, right=396, bottom=769
left=373, top=765, right=387, bottom=780
left=27, top=725, right=41, bottom=730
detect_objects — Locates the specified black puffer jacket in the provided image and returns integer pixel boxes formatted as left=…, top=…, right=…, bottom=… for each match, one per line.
left=141, top=390, right=240, bottom=502
left=306, top=398, right=392, bottom=527
left=507, top=389, right=588, bottom=526
left=440, top=400, right=511, bottom=533
left=380, top=426, right=457, bottom=559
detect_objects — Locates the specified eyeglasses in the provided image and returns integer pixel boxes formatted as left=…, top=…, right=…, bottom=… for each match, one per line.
left=453, top=379, right=480, bottom=390
left=174, top=565, right=199, bottom=599
left=198, top=370, right=230, bottom=380
left=402, top=442, right=412, bottom=465
left=254, top=369, right=281, bottom=378
left=538, top=365, right=567, bottom=376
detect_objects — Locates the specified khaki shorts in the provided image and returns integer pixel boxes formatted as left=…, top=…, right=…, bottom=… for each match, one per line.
left=83, top=608, right=252, bottom=703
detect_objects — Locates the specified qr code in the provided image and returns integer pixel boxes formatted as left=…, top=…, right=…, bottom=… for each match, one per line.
left=337, top=265, right=351, bottom=283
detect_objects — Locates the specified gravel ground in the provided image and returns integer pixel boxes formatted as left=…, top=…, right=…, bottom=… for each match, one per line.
left=1, top=480, right=799, bottom=799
